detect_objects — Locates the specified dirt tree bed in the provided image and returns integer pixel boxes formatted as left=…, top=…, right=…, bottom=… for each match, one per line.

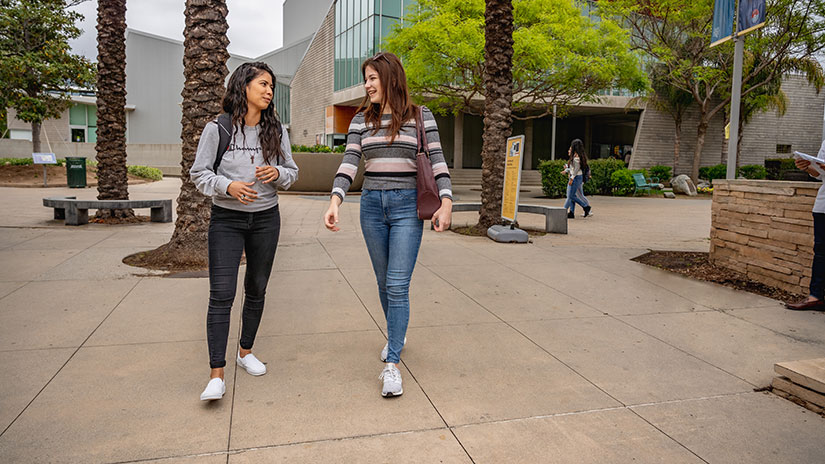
left=632, top=251, right=804, bottom=304
left=0, top=164, right=148, bottom=187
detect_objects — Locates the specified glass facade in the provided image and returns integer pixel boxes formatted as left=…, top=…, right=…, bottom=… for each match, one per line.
left=334, top=0, right=414, bottom=91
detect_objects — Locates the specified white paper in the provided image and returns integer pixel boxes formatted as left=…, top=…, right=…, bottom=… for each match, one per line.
left=793, top=151, right=825, bottom=177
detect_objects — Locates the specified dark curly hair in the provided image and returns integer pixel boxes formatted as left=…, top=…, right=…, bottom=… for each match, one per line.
left=221, top=61, right=284, bottom=164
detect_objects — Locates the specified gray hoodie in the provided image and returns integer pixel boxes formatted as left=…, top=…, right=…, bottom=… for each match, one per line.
left=190, top=121, right=299, bottom=212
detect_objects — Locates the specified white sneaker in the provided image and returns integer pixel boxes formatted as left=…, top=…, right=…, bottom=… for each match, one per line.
left=236, top=352, right=266, bottom=376
left=200, top=378, right=225, bottom=401
left=380, top=336, right=407, bottom=362
left=379, top=363, right=403, bottom=397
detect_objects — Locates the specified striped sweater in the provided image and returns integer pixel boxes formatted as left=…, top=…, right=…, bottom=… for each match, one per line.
left=331, top=106, right=452, bottom=201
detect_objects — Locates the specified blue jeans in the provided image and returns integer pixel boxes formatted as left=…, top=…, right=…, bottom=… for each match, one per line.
left=206, top=204, right=281, bottom=369
left=360, top=189, right=423, bottom=364
left=564, top=175, right=589, bottom=213
left=811, top=212, right=825, bottom=299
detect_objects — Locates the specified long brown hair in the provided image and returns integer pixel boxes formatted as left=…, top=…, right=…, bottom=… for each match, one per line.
left=222, top=62, right=283, bottom=164
left=358, top=52, right=416, bottom=143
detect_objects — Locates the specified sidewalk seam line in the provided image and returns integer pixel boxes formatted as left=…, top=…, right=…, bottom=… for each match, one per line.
left=0, top=276, right=143, bottom=438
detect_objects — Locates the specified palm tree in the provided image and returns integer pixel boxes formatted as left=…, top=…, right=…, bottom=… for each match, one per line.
left=477, top=0, right=514, bottom=230
left=94, top=0, right=133, bottom=219
left=125, top=0, right=228, bottom=269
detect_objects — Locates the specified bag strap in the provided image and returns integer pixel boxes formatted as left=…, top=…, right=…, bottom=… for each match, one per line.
left=213, top=113, right=233, bottom=172
left=415, top=106, right=429, bottom=158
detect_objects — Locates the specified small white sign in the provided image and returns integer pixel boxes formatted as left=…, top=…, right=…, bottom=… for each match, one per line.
left=32, top=153, right=57, bottom=164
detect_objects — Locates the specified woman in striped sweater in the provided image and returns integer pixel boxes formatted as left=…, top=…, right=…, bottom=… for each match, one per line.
left=323, top=52, right=453, bottom=397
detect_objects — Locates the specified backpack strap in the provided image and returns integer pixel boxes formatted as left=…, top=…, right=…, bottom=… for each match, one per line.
left=212, top=113, right=233, bottom=172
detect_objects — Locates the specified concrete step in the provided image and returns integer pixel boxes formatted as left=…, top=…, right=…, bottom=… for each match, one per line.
left=775, top=359, right=825, bottom=394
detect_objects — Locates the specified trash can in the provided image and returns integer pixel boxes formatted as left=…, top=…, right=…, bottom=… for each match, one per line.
left=66, top=157, right=87, bottom=188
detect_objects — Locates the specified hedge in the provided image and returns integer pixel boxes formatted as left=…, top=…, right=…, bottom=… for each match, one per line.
left=700, top=163, right=768, bottom=183
left=539, top=158, right=656, bottom=197
left=648, top=165, right=672, bottom=182
left=537, top=159, right=568, bottom=198
left=127, top=165, right=163, bottom=181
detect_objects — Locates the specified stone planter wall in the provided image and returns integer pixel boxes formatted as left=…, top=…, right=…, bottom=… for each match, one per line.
left=288, top=152, right=364, bottom=192
left=711, top=179, right=819, bottom=295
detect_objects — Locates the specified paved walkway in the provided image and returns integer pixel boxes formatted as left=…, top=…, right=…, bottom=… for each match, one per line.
left=1, top=179, right=824, bottom=463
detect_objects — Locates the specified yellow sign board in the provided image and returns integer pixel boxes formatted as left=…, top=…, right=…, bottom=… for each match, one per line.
left=501, top=135, right=525, bottom=222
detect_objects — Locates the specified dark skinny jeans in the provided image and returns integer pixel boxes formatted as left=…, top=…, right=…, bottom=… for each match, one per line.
left=811, top=212, right=825, bottom=300
left=207, top=204, right=280, bottom=369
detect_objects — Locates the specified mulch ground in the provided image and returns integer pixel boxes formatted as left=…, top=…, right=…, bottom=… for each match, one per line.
left=0, top=164, right=148, bottom=187
left=633, top=250, right=804, bottom=304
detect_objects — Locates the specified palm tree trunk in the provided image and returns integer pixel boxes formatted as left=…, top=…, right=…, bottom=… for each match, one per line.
left=124, top=0, right=229, bottom=270
left=477, top=0, right=514, bottom=230
left=95, top=0, right=133, bottom=219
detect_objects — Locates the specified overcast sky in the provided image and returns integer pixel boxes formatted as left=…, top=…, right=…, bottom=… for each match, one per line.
left=68, top=0, right=285, bottom=60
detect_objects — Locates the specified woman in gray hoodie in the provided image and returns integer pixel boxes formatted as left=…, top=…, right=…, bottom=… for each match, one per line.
left=191, top=62, right=298, bottom=401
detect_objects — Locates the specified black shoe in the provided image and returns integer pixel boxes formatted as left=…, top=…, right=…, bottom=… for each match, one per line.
left=567, top=211, right=575, bottom=219
left=583, top=206, right=592, bottom=218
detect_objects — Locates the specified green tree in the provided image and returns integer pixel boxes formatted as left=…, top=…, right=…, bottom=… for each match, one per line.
left=600, top=0, right=825, bottom=182
left=0, top=0, right=96, bottom=153
left=95, top=0, right=133, bottom=219
left=386, top=0, right=647, bottom=119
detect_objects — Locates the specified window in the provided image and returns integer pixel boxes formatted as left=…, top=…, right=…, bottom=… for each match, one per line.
left=777, top=144, right=792, bottom=154
left=68, top=103, right=96, bottom=143
left=382, top=0, right=401, bottom=18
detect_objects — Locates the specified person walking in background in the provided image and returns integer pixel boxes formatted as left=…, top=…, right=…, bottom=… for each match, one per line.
left=787, top=141, right=825, bottom=311
left=323, top=52, right=453, bottom=397
left=191, top=62, right=299, bottom=401
left=563, top=139, right=592, bottom=219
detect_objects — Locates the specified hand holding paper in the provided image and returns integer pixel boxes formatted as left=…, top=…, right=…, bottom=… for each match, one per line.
left=793, top=150, right=825, bottom=178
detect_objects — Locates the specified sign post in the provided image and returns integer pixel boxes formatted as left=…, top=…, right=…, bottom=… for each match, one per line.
left=712, top=0, right=767, bottom=179
left=32, top=153, right=57, bottom=187
left=487, top=135, right=528, bottom=243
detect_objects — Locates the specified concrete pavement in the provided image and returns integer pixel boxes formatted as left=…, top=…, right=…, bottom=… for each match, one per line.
left=1, top=178, right=824, bottom=463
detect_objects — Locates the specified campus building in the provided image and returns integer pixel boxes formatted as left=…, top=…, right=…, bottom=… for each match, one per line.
left=3, top=0, right=823, bottom=178
left=289, top=0, right=825, bottom=175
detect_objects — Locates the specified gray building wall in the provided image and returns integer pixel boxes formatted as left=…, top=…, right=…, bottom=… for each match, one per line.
left=7, top=107, right=70, bottom=146
left=125, top=30, right=246, bottom=145
left=256, top=36, right=314, bottom=78
left=290, top=3, right=336, bottom=146
left=283, top=0, right=334, bottom=47
left=633, top=74, right=825, bottom=174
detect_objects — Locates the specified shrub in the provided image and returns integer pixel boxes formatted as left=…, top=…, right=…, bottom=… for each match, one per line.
left=765, top=158, right=795, bottom=180
left=537, top=159, right=568, bottom=198
left=610, top=169, right=635, bottom=196
left=291, top=144, right=334, bottom=153
left=587, top=158, right=626, bottom=195
left=648, top=165, right=672, bottom=182
left=127, top=165, right=163, bottom=181
left=738, top=164, right=767, bottom=180
left=699, top=164, right=727, bottom=183
left=333, top=144, right=345, bottom=153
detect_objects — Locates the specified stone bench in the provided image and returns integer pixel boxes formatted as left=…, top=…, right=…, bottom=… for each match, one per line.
left=451, top=203, right=567, bottom=234
left=43, top=196, right=173, bottom=226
